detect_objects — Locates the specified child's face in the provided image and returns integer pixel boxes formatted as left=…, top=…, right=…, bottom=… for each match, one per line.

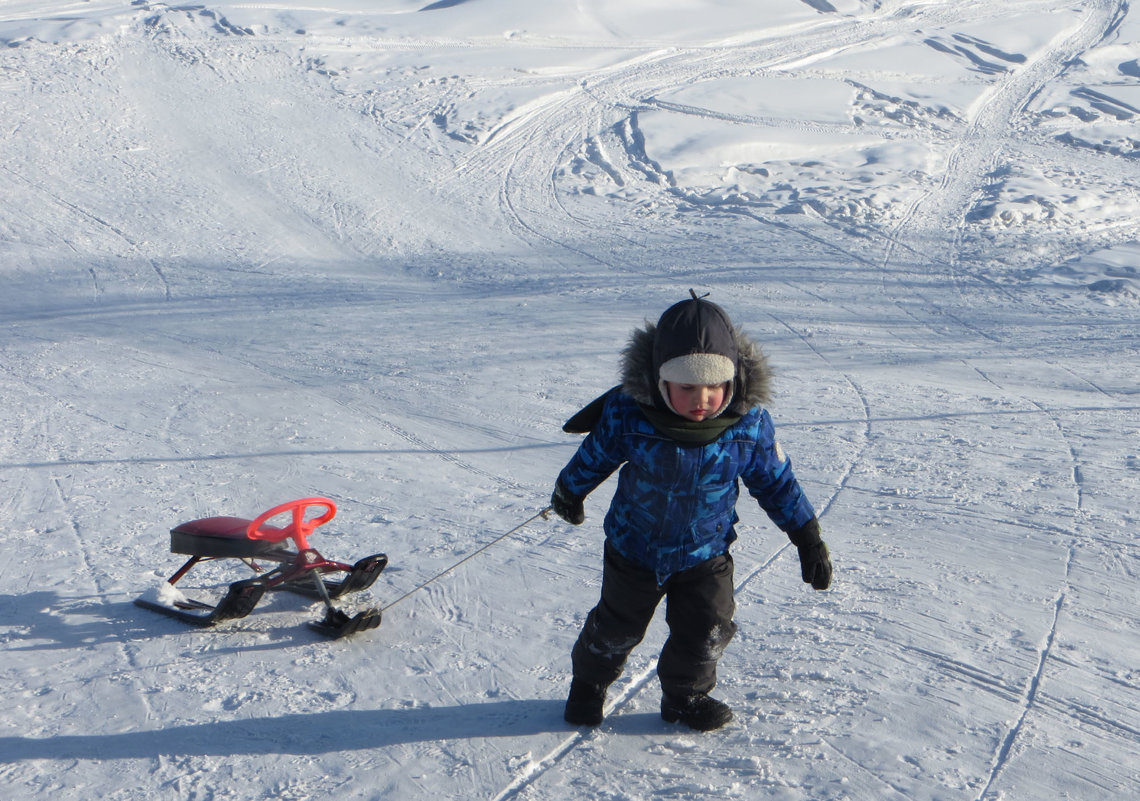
left=666, top=381, right=728, bottom=422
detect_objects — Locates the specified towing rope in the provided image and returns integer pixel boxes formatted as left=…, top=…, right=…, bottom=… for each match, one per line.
left=381, top=506, right=553, bottom=612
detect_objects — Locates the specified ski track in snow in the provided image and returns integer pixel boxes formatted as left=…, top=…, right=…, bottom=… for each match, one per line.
left=883, top=6, right=1133, bottom=782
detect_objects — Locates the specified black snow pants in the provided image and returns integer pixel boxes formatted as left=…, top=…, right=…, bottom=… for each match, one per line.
left=571, top=542, right=738, bottom=698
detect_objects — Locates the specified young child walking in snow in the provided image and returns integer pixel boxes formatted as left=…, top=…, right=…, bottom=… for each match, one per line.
left=550, top=291, right=832, bottom=731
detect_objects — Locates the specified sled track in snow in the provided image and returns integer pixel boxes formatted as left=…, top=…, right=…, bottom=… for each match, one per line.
left=881, top=0, right=1129, bottom=288
left=963, top=357, right=1124, bottom=796
left=44, top=473, right=162, bottom=738
left=975, top=590, right=1067, bottom=801
left=803, top=13, right=1131, bottom=788
left=479, top=0, right=1133, bottom=357
left=458, top=0, right=1029, bottom=282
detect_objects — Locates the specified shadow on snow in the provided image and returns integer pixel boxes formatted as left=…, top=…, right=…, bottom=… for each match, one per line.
left=0, top=702, right=673, bottom=760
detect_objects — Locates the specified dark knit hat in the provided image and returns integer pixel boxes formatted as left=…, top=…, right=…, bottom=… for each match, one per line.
left=652, top=291, right=739, bottom=414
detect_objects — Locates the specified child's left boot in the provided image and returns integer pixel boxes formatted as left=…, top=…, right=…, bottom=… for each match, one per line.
left=661, top=692, right=733, bottom=731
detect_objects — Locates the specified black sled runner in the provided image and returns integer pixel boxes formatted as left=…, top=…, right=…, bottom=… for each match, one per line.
left=135, top=497, right=387, bottom=638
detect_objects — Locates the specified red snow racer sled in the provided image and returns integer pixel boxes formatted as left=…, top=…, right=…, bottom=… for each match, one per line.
left=135, top=497, right=388, bottom=638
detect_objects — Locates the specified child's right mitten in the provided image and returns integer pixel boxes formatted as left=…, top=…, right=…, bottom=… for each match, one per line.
left=551, top=480, right=585, bottom=525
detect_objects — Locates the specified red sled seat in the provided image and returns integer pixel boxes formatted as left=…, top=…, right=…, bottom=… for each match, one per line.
left=171, top=516, right=287, bottom=558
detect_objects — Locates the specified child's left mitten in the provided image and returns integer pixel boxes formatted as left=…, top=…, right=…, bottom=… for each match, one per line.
left=788, top=518, right=832, bottom=590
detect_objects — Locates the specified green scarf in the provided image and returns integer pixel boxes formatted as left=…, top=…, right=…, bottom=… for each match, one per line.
left=639, top=404, right=741, bottom=446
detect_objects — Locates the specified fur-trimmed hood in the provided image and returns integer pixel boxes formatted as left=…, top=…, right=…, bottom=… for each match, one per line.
left=620, top=321, right=773, bottom=415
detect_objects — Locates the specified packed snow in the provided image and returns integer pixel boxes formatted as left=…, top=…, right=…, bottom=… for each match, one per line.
left=1, top=1, right=1138, bottom=799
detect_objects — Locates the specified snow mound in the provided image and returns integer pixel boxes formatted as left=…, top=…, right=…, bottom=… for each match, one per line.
left=137, top=581, right=191, bottom=609
left=1034, top=242, right=1140, bottom=305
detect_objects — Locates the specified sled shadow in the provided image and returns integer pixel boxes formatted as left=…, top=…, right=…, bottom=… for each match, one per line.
left=0, top=701, right=572, bottom=762
left=0, top=591, right=332, bottom=652
left=0, top=592, right=179, bottom=651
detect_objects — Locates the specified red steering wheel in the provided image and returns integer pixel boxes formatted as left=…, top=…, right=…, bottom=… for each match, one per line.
left=247, top=497, right=337, bottom=550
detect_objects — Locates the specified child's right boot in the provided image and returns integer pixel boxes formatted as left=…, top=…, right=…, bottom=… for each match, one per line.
left=564, top=678, right=607, bottom=726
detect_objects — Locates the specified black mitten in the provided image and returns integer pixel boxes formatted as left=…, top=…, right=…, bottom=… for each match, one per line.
left=788, top=518, right=832, bottom=590
left=551, top=481, right=585, bottom=525
left=798, top=542, right=832, bottom=590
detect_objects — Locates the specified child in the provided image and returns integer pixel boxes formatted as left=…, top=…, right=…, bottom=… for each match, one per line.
left=550, top=291, right=831, bottom=731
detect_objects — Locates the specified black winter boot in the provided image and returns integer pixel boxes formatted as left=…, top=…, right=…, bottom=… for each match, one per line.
left=564, top=679, right=607, bottom=726
left=661, top=693, right=733, bottom=731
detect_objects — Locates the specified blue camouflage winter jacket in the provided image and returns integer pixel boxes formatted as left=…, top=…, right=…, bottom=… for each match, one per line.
left=558, top=390, right=816, bottom=584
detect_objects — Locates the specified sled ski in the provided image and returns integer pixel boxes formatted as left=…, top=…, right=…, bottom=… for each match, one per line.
left=135, top=497, right=387, bottom=639
left=135, top=577, right=268, bottom=626
left=310, top=606, right=383, bottom=638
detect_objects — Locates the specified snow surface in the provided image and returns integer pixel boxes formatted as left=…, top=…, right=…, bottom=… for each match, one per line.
left=2, top=1, right=1139, bottom=799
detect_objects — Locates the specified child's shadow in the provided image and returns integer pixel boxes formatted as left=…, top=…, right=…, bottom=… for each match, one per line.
left=0, top=700, right=574, bottom=761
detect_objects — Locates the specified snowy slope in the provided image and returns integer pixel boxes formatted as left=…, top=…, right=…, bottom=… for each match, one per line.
left=1, top=1, right=1138, bottom=799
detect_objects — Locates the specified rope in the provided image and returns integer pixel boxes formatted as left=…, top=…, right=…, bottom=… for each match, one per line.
left=381, top=506, right=553, bottom=612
